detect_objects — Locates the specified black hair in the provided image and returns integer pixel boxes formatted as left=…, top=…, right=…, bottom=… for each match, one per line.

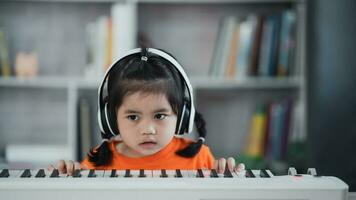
left=88, top=48, right=208, bottom=167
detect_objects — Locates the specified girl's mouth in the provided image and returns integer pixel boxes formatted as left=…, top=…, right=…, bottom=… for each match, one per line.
left=139, top=141, right=157, bottom=149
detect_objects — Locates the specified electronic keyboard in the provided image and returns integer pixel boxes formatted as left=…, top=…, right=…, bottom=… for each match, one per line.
left=0, top=167, right=348, bottom=200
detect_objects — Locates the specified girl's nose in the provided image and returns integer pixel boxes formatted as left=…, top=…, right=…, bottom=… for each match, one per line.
left=141, top=121, right=157, bottom=135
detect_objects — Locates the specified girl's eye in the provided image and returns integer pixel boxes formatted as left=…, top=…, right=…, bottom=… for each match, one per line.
left=127, top=115, right=139, bottom=121
left=155, top=114, right=167, bottom=120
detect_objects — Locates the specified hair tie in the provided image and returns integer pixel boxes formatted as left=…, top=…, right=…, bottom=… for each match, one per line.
left=198, top=137, right=205, bottom=143
left=141, top=56, right=148, bottom=61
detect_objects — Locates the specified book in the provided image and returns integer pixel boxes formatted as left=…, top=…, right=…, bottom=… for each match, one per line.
left=280, top=99, right=293, bottom=159
left=265, top=99, right=293, bottom=161
left=249, top=16, right=264, bottom=76
left=235, top=14, right=258, bottom=79
left=111, top=2, right=137, bottom=60
left=277, top=10, right=297, bottom=76
left=84, top=16, right=111, bottom=78
left=225, top=20, right=241, bottom=78
left=266, top=101, right=283, bottom=160
left=0, top=29, right=11, bottom=77
left=258, top=14, right=281, bottom=77
left=268, top=14, right=281, bottom=77
left=209, top=18, right=225, bottom=77
left=244, top=104, right=268, bottom=158
left=84, top=2, right=137, bottom=79
left=209, top=17, right=236, bottom=77
left=217, top=17, right=237, bottom=78
left=263, top=102, right=273, bottom=157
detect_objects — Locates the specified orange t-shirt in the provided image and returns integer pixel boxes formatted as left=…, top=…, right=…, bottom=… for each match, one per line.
left=81, top=137, right=215, bottom=170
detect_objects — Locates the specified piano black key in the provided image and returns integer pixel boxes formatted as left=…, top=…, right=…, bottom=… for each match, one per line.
left=72, top=169, right=81, bottom=178
left=260, top=169, right=270, bottom=178
left=50, top=169, right=59, bottom=178
left=196, top=169, right=204, bottom=178
left=245, top=169, right=255, bottom=178
left=0, top=169, right=9, bottom=178
left=210, top=169, right=219, bottom=178
left=20, top=169, right=31, bottom=178
left=139, top=169, right=146, bottom=178
left=224, top=168, right=233, bottom=178
left=175, top=169, right=183, bottom=178
left=124, top=169, right=132, bottom=178
left=160, top=169, right=168, bottom=178
left=35, top=169, right=46, bottom=178
left=110, top=170, right=117, bottom=178
left=88, top=169, right=96, bottom=178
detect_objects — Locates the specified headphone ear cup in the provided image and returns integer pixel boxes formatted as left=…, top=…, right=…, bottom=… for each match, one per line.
left=99, top=103, right=110, bottom=135
left=100, top=102, right=119, bottom=136
left=106, top=103, right=120, bottom=135
left=176, top=101, right=191, bottom=135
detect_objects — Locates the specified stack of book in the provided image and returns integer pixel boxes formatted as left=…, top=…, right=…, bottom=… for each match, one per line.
left=244, top=99, right=295, bottom=161
left=84, top=2, right=137, bottom=79
left=210, top=10, right=297, bottom=79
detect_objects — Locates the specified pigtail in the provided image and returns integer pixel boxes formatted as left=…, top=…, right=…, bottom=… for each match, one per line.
left=176, top=111, right=207, bottom=158
left=88, top=133, right=113, bottom=167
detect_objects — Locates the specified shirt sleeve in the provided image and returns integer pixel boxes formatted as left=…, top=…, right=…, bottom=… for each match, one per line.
left=200, top=145, right=216, bottom=169
left=80, top=156, right=95, bottom=169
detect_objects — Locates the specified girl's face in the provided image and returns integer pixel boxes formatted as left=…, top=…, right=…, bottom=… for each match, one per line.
left=116, top=92, right=177, bottom=157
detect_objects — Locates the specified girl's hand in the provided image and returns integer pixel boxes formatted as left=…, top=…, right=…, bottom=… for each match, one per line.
left=47, top=160, right=88, bottom=176
left=214, top=157, right=245, bottom=174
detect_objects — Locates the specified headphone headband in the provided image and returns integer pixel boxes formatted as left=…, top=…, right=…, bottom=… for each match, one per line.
left=97, top=48, right=195, bottom=136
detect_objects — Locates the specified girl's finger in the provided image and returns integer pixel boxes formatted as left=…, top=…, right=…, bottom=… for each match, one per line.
left=227, top=157, right=236, bottom=172
left=235, top=163, right=245, bottom=172
left=74, top=162, right=81, bottom=170
left=47, top=164, right=55, bottom=171
left=57, top=160, right=66, bottom=174
left=218, top=158, right=226, bottom=174
left=65, top=160, right=75, bottom=176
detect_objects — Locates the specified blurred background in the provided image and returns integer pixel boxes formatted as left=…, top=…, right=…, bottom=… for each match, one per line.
left=0, top=0, right=355, bottom=192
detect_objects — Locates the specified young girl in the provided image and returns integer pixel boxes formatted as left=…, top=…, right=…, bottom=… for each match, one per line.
left=48, top=48, right=244, bottom=175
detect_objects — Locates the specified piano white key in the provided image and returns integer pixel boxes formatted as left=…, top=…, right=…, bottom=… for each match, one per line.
left=178, top=170, right=190, bottom=178
left=103, top=170, right=114, bottom=178
left=129, top=170, right=152, bottom=178
left=77, top=170, right=103, bottom=178
left=201, top=169, right=212, bottom=178
left=216, top=169, right=235, bottom=178
left=152, top=170, right=171, bottom=178
left=216, top=172, right=225, bottom=178
left=79, top=170, right=91, bottom=178
left=95, top=170, right=105, bottom=178
left=56, top=171, right=68, bottom=178
left=234, top=169, right=246, bottom=178
left=128, top=170, right=138, bottom=177
left=8, top=170, right=22, bottom=178
left=44, top=169, right=55, bottom=177
left=42, top=169, right=67, bottom=178
left=165, top=170, right=177, bottom=178
left=186, top=170, right=197, bottom=178
left=30, top=169, right=45, bottom=178
left=115, top=170, right=126, bottom=177
left=252, top=170, right=260, bottom=178
left=102, top=170, right=126, bottom=178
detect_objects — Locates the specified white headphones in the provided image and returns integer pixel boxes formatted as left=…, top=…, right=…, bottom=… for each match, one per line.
left=97, top=48, right=196, bottom=136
